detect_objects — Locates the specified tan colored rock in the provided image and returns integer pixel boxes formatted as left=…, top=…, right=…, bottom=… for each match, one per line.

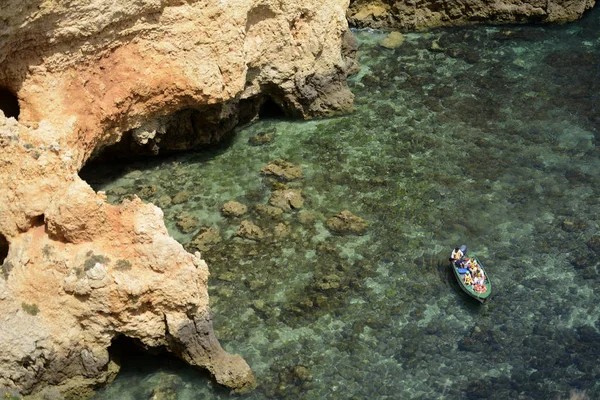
left=260, top=159, right=303, bottom=181
left=351, top=1, right=390, bottom=20
left=188, top=227, right=223, bottom=253
left=348, top=0, right=596, bottom=30
left=0, top=177, right=255, bottom=396
left=269, top=189, right=305, bottom=211
left=0, top=0, right=359, bottom=397
left=176, top=212, right=199, bottom=233
left=326, top=210, right=368, bottom=235
left=273, top=223, right=292, bottom=238
left=172, top=191, right=191, bottom=205
left=255, top=204, right=284, bottom=220
left=379, top=31, right=404, bottom=49
left=221, top=201, right=249, bottom=218
left=236, top=221, right=264, bottom=241
left=1, top=0, right=358, bottom=164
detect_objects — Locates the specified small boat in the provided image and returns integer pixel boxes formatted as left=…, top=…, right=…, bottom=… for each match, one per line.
left=450, top=245, right=492, bottom=303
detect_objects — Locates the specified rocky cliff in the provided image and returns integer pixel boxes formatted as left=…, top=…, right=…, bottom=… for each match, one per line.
left=0, top=0, right=357, bottom=398
left=348, top=0, right=596, bottom=30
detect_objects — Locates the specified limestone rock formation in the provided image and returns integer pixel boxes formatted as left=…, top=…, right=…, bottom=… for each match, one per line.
left=1, top=0, right=359, bottom=161
left=348, top=0, right=596, bottom=30
left=0, top=0, right=358, bottom=398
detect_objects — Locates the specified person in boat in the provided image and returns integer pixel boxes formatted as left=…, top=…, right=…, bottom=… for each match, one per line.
left=464, top=258, right=484, bottom=282
left=463, top=272, right=474, bottom=285
left=473, top=268, right=485, bottom=285
left=450, top=245, right=467, bottom=267
left=466, top=258, right=477, bottom=273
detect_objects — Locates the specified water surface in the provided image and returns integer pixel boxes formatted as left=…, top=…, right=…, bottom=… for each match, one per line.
left=86, top=9, right=600, bottom=400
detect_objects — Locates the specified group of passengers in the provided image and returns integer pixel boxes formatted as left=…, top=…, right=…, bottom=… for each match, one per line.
left=450, top=246, right=485, bottom=286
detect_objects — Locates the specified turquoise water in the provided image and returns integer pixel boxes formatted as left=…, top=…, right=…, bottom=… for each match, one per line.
left=85, top=9, right=600, bottom=400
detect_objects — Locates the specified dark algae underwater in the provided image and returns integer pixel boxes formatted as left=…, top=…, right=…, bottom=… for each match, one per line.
left=85, top=8, right=600, bottom=400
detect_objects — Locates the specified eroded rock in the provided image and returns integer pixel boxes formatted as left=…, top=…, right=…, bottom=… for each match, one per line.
left=269, top=189, right=304, bottom=211
left=0, top=177, right=255, bottom=396
left=172, top=191, right=191, bottom=205
left=221, top=201, right=248, bottom=218
left=348, top=0, right=595, bottom=30
left=188, top=227, right=222, bottom=253
left=326, top=210, right=368, bottom=235
left=379, top=31, right=404, bottom=49
left=236, top=221, right=264, bottom=241
left=0, top=0, right=359, bottom=396
left=248, top=130, right=276, bottom=146
left=176, top=212, right=199, bottom=234
left=260, top=159, right=303, bottom=181
left=255, top=204, right=284, bottom=220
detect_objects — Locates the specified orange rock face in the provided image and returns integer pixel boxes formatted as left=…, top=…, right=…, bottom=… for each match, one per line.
left=0, top=0, right=358, bottom=397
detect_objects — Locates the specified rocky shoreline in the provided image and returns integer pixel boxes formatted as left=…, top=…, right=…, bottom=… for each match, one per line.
left=0, top=0, right=356, bottom=398
left=0, top=0, right=597, bottom=398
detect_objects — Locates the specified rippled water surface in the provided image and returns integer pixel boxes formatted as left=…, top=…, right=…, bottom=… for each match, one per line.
left=86, top=9, right=600, bottom=400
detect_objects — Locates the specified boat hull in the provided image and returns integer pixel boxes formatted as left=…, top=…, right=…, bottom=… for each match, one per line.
left=452, top=253, right=492, bottom=303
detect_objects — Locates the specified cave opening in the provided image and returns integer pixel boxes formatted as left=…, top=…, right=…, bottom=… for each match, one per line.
left=107, top=335, right=225, bottom=394
left=0, top=233, right=8, bottom=265
left=0, top=87, right=20, bottom=120
left=259, top=97, right=286, bottom=119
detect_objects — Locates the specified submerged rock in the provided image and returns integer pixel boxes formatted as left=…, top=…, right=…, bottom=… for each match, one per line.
left=586, top=235, right=600, bottom=254
left=314, top=274, right=342, bottom=291
left=249, top=130, right=276, bottom=146
left=269, top=189, right=304, bottom=211
left=326, top=210, right=368, bottom=235
left=188, top=227, right=222, bottom=252
left=156, top=194, right=173, bottom=208
left=260, top=159, right=303, bottom=181
left=222, top=201, right=248, bottom=218
left=273, top=222, right=291, bottom=238
left=255, top=204, right=284, bottom=220
left=297, top=211, right=319, bottom=227
left=236, top=221, right=264, bottom=241
left=379, top=31, right=404, bottom=49
left=176, top=212, right=199, bottom=233
left=171, top=191, right=191, bottom=205
left=138, top=184, right=158, bottom=199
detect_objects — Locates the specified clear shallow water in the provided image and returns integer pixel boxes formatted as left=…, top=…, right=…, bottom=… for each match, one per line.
left=85, top=9, right=600, bottom=400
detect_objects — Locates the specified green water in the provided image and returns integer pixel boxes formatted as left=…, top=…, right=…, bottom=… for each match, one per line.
left=85, top=9, right=600, bottom=400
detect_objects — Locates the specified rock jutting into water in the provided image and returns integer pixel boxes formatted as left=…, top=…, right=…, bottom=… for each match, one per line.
left=347, top=0, right=596, bottom=30
left=0, top=0, right=359, bottom=398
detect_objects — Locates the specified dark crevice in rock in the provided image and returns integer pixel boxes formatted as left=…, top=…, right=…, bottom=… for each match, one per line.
left=259, top=97, right=286, bottom=119
left=107, top=335, right=221, bottom=391
left=0, top=233, right=8, bottom=265
left=109, top=335, right=167, bottom=362
left=83, top=95, right=290, bottom=165
left=0, top=87, right=19, bottom=120
left=31, top=214, right=45, bottom=228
